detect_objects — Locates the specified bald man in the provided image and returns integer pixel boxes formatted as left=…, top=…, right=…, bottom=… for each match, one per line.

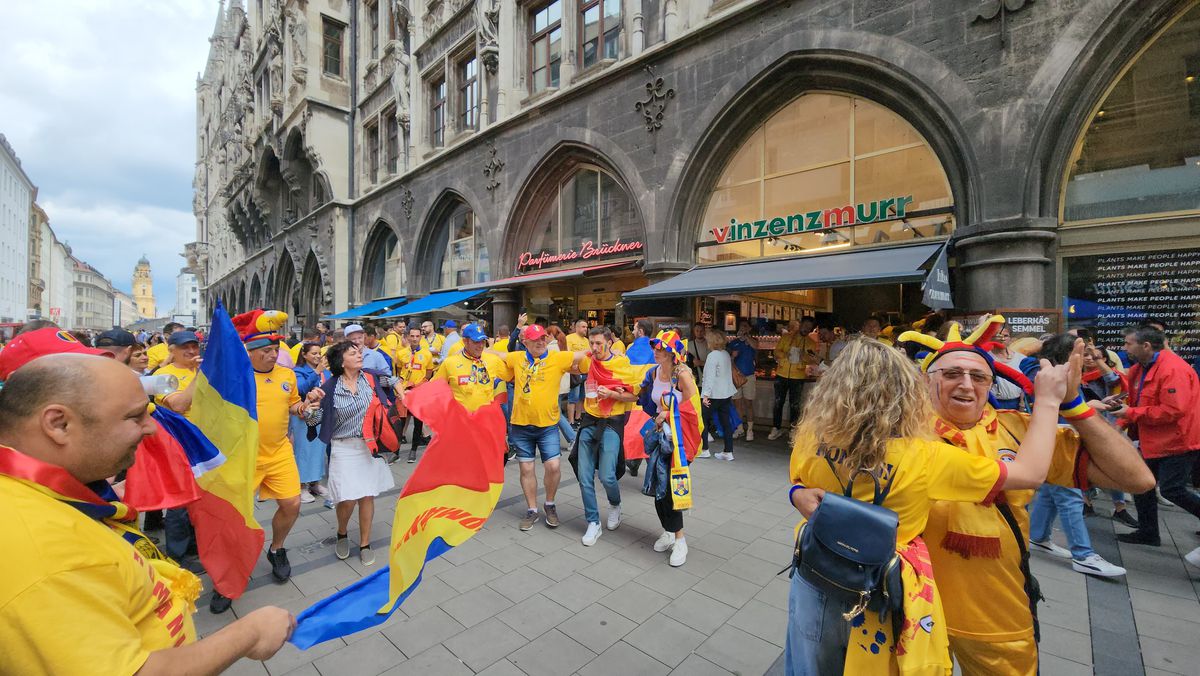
left=0, top=355, right=294, bottom=675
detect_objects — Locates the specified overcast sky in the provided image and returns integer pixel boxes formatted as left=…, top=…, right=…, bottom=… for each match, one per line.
left=0, top=0, right=217, bottom=313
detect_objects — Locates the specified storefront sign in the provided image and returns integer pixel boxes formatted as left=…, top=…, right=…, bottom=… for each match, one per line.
left=1065, top=249, right=1200, bottom=361
left=708, top=195, right=914, bottom=243
left=922, top=243, right=953, bottom=309
left=517, top=238, right=643, bottom=270
left=997, top=308, right=1061, bottom=336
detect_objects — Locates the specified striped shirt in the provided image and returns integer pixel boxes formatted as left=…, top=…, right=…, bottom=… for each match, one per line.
left=306, top=373, right=397, bottom=439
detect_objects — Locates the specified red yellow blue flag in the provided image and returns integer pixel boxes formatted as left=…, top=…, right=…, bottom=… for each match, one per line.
left=186, top=301, right=265, bottom=599
left=289, top=378, right=506, bottom=648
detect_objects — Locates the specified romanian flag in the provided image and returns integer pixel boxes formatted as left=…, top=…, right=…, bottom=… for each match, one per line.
left=289, top=378, right=506, bottom=648
left=123, top=406, right=227, bottom=512
left=186, top=302, right=264, bottom=599
left=623, top=365, right=704, bottom=463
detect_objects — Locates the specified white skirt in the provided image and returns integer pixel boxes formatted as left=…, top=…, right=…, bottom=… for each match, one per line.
left=327, top=437, right=395, bottom=503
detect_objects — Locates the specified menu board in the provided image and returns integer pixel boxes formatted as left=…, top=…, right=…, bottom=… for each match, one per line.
left=996, top=308, right=1061, bottom=337
left=1064, top=249, right=1200, bottom=361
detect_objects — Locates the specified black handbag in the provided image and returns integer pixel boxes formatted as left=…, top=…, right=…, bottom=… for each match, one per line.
left=793, top=458, right=902, bottom=622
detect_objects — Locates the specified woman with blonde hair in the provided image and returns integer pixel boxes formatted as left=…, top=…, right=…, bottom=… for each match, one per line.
left=785, top=337, right=1070, bottom=675
left=701, top=329, right=737, bottom=460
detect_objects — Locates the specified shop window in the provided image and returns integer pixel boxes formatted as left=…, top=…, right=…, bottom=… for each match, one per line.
left=529, top=1, right=562, bottom=93
left=697, top=93, right=955, bottom=263
left=579, top=0, right=620, bottom=69
left=530, top=165, right=641, bottom=254
left=363, top=225, right=404, bottom=298
left=1062, top=4, right=1200, bottom=223
left=435, top=202, right=490, bottom=288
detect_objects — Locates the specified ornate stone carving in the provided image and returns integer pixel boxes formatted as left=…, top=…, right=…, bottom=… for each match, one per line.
left=634, top=66, right=675, bottom=133
left=391, top=48, right=411, bottom=132
left=400, top=186, right=415, bottom=219
left=476, top=0, right=499, bottom=74
left=972, top=0, right=1036, bottom=46
left=287, top=6, right=308, bottom=87
left=482, top=140, right=504, bottom=191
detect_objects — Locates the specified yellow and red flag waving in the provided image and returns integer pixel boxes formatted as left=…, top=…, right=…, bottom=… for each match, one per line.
left=289, top=378, right=506, bottom=648
left=186, top=302, right=265, bottom=598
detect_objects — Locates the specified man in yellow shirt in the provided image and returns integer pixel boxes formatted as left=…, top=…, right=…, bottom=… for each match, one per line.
left=905, top=319, right=1153, bottom=674
left=396, top=326, right=437, bottom=462
left=0, top=353, right=295, bottom=674
left=147, top=321, right=184, bottom=373
left=419, top=320, right=445, bottom=356
left=431, top=324, right=508, bottom=413
left=565, top=320, right=590, bottom=424
left=769, top=317, right=820, bottom=440
left=496, top=323, right=587, bottom=531
left=575, top=326, right=641, bottom=546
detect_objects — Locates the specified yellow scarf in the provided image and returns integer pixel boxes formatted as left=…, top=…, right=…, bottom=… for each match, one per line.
left=932, top=409, right=1003, bottom=558
left=843, top=537, right=951, bottom=676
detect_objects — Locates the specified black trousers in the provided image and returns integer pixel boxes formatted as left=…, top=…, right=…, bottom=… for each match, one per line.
left=410, top=416, right=425, bottom=450
left=1131, top=450, right=1200, bottom=538
left=655, top=495, right=684, bottom=533
left=772, top=377, right=805, bottom=429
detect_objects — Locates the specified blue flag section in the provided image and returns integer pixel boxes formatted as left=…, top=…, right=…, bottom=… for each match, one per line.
left=200, top=301, right=258, bottom=419
left=149, top=406, right=225, bottom=476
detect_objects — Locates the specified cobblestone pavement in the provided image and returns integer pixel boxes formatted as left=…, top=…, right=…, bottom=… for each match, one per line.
left=188, top=438, right=1200, bottom=676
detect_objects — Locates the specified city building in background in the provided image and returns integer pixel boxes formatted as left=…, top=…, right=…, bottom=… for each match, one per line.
left=112, top=289, right=141, bottom=328
left=0, top=134, right=32, bottom=325
left=72, top=258, right=115, bottom=331
left=132, top=254, right=157, bottom=319
left=173, top=267, right=201, bottom=325
left=192, top=0, right=1200, bottom=360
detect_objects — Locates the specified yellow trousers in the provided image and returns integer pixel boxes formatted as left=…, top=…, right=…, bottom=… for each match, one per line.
left=948, top=635, right=1037, bottom=676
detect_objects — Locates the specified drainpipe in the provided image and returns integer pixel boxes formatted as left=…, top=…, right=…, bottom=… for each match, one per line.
left=346, top=0, right=359, bottom=306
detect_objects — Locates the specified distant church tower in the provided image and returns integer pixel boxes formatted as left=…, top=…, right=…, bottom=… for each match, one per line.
left=132, top=255, right=157, bottom=318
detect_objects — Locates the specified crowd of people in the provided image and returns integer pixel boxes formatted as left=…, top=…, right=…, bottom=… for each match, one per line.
left=2, top=305, right=1199, bottom=675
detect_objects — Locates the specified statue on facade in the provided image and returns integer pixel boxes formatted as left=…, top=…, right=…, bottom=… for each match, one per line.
left=391, top=47, right=411, bottom=131
left=477, top=0, right=499, bottom=74
left=288, top=6, right=308, bottom=86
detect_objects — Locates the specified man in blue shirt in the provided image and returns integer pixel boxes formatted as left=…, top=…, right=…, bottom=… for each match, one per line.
left=727, top=320, right=758, bottom=441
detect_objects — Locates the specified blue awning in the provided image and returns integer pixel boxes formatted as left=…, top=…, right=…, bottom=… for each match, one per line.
left=322, top=296, right=406, bottom=320
left=376, top=289, right=488, bottom=318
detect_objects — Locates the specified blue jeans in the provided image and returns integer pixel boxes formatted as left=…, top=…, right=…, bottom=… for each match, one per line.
left=577, top=423, right=622, bottom=524
left=785, top=572, right=849, bottom=675
left=568, top=382, right=584, bottom=404
left=501, top=382, right=515, bottom=440
left=510, top=424, right=561, bottom=463
left=164, top=507, right=193, bottom=560
left=1028, top=484, right=1094, bottom=559
left=557, top=413, right=577, bottom=445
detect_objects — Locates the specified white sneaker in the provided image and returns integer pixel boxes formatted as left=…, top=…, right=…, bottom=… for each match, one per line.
left=1030, top=539, right=1072, bottom=559
left=767, top=428, right=782, bottom=441
left=732, top=426, right=744, bottom=439
left=1185, top=546, right=1200, bottom=569
left=746, top=428, right=754, bottom=442
left=696, top=449, right=712, bottom=458
left=582, top=522, right=602, bottom=546
left=606, top=504, right=622, bottom=530
left=722, top=452, right=735, bottom=462
left=310, top=483, right=330, bottom=498
left=653, top=532, right=676, bottom=552
left=299, top=491, right=315, bottom=504
left=670, top=537, right=688, bottom=567
left=1072, top=554, right=1125, bottom=577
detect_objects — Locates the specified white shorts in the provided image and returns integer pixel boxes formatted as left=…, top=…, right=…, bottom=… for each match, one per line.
left=733, top=374, right=756, bottom=400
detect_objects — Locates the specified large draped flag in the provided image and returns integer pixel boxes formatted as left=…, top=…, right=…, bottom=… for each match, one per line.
left=123, top=406, right=227, bottom=512
left=289, top=378, right=506, bottom=648
left=186, top=301, right=265, bottom=599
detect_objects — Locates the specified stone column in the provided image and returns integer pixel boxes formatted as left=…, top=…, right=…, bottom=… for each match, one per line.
left=408, top=19, right=425, bottom=161
left=953, top=218, right=1057, bottom=312
left=497, top=0, right=516, bottom=117
left=491, top=287, right=518, bottom=330
left=559, top=0, right=577, bottom=85
left=629, top=0, right=644, bottom=56
left=664, top=0, right=679, bottom=41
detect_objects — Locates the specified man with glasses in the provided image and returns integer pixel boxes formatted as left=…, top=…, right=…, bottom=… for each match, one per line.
left=419, top=320, right=445, bottom=357
left=495, top=322, right=587, bottom=531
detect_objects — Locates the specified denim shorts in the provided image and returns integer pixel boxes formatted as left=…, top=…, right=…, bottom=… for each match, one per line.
left=510, top=424, right=562, bottom=463
left=568, top=381, right=584, bottom=404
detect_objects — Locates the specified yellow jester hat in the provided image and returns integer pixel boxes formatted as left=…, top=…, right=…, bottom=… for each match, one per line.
left=897, top=314, right=1033, bottom=394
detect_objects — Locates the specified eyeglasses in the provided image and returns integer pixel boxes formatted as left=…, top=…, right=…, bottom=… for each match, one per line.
left=930, top=368, right=994, bottom=385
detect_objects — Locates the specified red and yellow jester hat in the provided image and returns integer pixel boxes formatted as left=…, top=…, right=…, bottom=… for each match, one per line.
left=898, top=314, right=1033, bottom=394
left=231, top=309, right=289, bottom=350
left=650, top=330, right=688, bottom=363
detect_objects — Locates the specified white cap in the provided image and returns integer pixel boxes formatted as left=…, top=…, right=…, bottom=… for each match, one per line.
left=344, top=323, right=365, bottom=335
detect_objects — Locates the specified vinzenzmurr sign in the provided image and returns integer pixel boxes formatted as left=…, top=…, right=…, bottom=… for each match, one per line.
left=707, top=195, right=915, bottom=243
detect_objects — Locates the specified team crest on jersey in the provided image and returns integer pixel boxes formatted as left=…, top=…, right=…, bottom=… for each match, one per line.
left=281, top=382, right=292, bottom=392
left=998, top=449, right=1017, bottom=463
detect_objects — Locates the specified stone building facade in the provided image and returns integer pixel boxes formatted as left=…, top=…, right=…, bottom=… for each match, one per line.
left=195, top=0, right=1200, bottom=347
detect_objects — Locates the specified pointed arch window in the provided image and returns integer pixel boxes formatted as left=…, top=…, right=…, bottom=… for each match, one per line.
left=434, top=202, right=489, bottom=288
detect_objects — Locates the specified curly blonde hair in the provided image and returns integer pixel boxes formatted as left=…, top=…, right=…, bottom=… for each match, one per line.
left=794, top=337, right=932, bottom=473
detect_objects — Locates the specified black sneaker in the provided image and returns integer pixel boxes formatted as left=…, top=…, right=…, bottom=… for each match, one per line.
left=408, top=449, right=417, bottom=463
left=1083, top=504, right=1097, bottom=517
left=1112, top=509, right=1139, bottom=529
left=505, top=446, right=518, bottom=462
left=209, top=591, right=232, bottom=614
left=179, top=555, right=206, bottom=575
left=267, top=548, right=291, bottom=581
left=1115, top=531, right=1160, bottom=547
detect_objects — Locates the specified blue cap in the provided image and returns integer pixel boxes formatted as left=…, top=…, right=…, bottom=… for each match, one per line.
left=168, top=330, right=201, bottom=346
left=442, top=320, right=458, bottom=329
left=461, top=324, right=487, bottom=342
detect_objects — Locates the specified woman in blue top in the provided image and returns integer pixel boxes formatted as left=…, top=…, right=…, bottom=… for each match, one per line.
left=291, top=342, right=329, bottom=505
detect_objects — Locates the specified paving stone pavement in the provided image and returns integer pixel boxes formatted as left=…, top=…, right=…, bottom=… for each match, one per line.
left=183, top=437, right=1200, bottom=675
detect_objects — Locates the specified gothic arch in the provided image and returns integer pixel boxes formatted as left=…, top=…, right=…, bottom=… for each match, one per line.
left=249, top=273, right=263, bottom=307
left=665, top=48, right=978, bottom=266
left=360, top=219, right=404, bottom=300
left=412, top=189, right=486, bottom=293
left=299, top=251, right=326, bottom=328
left=501, top=139, right=649, bottom=271
left=274, top=250, right=296, bottom=315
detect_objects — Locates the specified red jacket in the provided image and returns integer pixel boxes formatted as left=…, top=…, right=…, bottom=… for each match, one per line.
left=1125, top=349, right=1200, bottom=458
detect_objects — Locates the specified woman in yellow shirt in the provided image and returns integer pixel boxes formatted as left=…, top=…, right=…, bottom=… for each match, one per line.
left=784, top=338, right=1070, bottom=676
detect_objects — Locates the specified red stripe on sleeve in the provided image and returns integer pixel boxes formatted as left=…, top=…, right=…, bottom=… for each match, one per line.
left=982, top=460, right=1007, bottom=506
